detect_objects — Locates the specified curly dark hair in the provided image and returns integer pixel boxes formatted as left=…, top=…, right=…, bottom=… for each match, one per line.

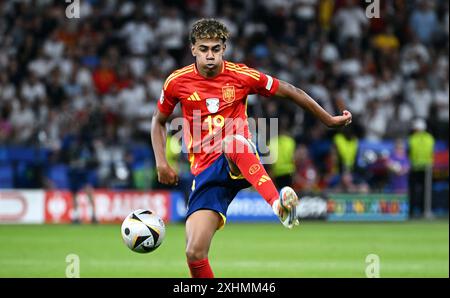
left=189, top=18, right=230, bottom=45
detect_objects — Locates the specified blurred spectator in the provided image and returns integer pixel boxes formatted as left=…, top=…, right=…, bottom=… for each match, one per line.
left=383, top=96, right=414, bottom=139
left=156, top=7, right=186, bottom=64
left=318, top=0, right=334, bottom=31
left=166, top=132, right=182, bottom=174
left=268, top=119, right=296, bottom=189
left=338, top=80, right=367, bottom=119
left=43, top=29, right=65, bottom=59
left=409, top=0, right=439, bottom=45
left=28, top=48, right=54, bottom=79
left=92, top=57, right=117, bottom=95
left=363, top=100, right=387, bottom=141
left=332, top=127, right=369, bottom=193
left=0, top=105, right=13, bottom=143
left=400, top=35, right=430, bottom=79
left=408, top=118, right=435, bottom=217
left=387, top=139, right=410, bottom=193
left=117, top=78, right=147, bottom=119
left=119, top=13, right=155, bottom=56
left=10, top=100, right=35, bottom=144
left=429, top=78, right=449, bottom=140
left=337, top=40, right=363, bottom=78
left=406, top=78, right=433, bottom=119
left=315, top=33, right=340, bottom=65
left=46, top=68, right=66, bottom=108
left=292, top=144, right=319, bottom=193
left=21, top=72, right=47, bottom=104
left=372, top=25, right=400, bottom=54
left=334, top=170, right=369, bottom=193
left=0, top=73, right=16, bottom=101
left=332, top=0, right=369, bottom=46
left=320, top=145, right=341, bottom=190
left=333, top=127, right=358, bottom=173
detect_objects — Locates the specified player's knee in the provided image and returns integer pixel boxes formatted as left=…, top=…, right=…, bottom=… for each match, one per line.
left=185, top=246, right=208, bottom=262
left=222, top=135, right=235, bottom=153
left=222, top=135, right=253, bottom=157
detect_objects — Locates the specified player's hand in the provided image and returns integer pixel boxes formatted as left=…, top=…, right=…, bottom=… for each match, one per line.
left=330, top=110, right=352, bottom=128
left=156, top=164, right=179, bottom=186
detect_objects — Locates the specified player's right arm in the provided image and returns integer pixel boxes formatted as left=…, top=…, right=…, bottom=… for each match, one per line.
left=151, top=109, right=179, bottom=185
left=150, top=78, right=180, bottom=186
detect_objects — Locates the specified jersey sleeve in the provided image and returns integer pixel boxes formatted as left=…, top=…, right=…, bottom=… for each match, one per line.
left=157, top=78, right=179, bottom=116
left=246, top=67, right=279, bottom=97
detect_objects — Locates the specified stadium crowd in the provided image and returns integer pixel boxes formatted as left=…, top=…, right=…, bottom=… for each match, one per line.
left=0, top=0, right=448, bottom=196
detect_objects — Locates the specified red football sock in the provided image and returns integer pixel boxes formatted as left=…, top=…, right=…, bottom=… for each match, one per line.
left=188, top=258, right=214, bottom=278
left=224, top=137, right=279, bottom=206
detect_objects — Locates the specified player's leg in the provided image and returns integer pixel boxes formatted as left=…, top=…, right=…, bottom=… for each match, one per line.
left=222, top=135, right=299, bottom=228
left=185, top=209, right=222, bottom=278
left=222, top=135, right=279, bottom=205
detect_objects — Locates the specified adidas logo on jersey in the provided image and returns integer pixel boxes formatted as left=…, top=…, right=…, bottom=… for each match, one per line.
left=187, top=91, right=201, bottom=101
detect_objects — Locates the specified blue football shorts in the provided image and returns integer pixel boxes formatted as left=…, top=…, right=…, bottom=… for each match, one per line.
left=186, top=153, right=252, bottom=230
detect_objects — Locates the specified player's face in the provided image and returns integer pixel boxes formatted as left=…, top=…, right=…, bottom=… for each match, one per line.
left=191, top=39, right=226, bottom=75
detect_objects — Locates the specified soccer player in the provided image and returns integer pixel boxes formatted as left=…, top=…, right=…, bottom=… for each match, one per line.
left=151, top=19, right=352, bottom=278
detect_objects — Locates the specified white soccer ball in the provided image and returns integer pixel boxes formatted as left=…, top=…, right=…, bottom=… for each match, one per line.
left=121, top=209, right=166, bottom=253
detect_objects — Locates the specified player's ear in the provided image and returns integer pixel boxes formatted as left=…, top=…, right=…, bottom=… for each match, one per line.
left=191, top=44, right=196, bottom=57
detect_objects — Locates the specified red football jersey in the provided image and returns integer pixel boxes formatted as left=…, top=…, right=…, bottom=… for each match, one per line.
left=157, top=61, right=279, bottom=176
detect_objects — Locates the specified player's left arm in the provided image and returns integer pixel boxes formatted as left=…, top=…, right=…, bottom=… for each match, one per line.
left=245, top=65, right=352, bottom=128
left=275, top=80, right=352, bottom=128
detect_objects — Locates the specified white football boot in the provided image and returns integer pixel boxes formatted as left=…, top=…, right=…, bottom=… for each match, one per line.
left=272, top=186, right=300, bottom=229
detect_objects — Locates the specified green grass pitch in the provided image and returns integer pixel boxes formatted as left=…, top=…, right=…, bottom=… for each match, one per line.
left=0, top=221, right=448, bottom=277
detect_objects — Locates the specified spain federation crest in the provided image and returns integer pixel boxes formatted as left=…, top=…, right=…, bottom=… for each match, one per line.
left=222, top=86, right=235, bottom=103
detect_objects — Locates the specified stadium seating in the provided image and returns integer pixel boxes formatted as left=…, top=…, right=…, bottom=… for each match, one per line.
left=0, top=163, right=14, bottom=189
left=45, top=164, right=70, bottom=190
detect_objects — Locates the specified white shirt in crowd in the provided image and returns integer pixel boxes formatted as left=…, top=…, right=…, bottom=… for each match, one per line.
left=293, top=0, right=318, bottom=21
left=120, top=21, right=155, bottom=55
left=10, top=103, right=35, bottom=141
left=76, top=66, right=93, bottom=88
left=407, top=84, right=433, bottom=119
left=21, top=79, right=47, bottom=103
left=333, top=5, right=368, bottom=42
left=363, top=105, right=387, bottom=141
left=339, top=58, right=362, bottom=77
left=0, top=81, right=16, bottom=101
left=157, top=15, right=185, bottom=50
left=118, top=83, right=147, bottom=118
left=128, top=56, right=147, bottom=79
left=43, top=38, right=64, bottom=59
left=434, top=85, right=449, bottom=122
left=309, top=83, right=334, bottom=115
left=321, top=42, right=340, bottom=63
left=147, top=78, right=164, bottom=102
left=353, top=72, right=376, bottom=93
left=339, top=87, right=367, bottom=117
left=28, top=56, right=54, bottom=78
